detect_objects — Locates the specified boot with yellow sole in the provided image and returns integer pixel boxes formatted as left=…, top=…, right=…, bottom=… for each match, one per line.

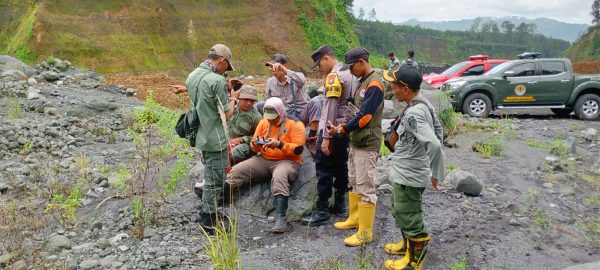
left=385, top=234, right=430, bottom=270
left=343, top=202, right=375, bottom=247
left=334, top=192, right=360, bottom=230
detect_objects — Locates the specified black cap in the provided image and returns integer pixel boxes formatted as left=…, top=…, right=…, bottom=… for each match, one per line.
left=382, top=65, right=423, bottom=91
left=266, top=53, right=288, bottom=66
left=310, top=45, right=334, bottom=68
left=339, top=47, right=369, bottom=71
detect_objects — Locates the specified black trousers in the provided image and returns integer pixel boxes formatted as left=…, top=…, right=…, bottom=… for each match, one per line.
left=314, top=132, right=350, bottom=208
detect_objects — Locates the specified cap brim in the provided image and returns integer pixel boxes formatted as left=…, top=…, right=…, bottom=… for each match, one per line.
left=239, top=94, right=257, bottom=100
left=382, top=70, right=395, bottom=82
left=339, top=64, right=350, bottom=72
left=265, top=62, right=273, bottom=67
left=227, top=60, right=235, bottom=71
left=311, top=60, right=321, bottom=69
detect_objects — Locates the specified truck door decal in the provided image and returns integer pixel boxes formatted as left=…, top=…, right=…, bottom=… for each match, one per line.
left=514, top=85, right=526, bottom=96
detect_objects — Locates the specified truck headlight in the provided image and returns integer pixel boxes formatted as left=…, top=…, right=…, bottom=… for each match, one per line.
left=445, top=80, right=466, bottom=92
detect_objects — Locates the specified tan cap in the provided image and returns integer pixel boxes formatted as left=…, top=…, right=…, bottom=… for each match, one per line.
left=209, top=44, right=234, bottom=71
left=238, top=85, right=257, bottom=100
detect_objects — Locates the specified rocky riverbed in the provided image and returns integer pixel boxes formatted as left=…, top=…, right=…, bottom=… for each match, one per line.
left=1, top=56, right=599, bottom=270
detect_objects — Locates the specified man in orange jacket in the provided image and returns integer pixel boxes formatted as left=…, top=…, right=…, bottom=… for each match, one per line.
left=226, top=97, right=307, bottom=233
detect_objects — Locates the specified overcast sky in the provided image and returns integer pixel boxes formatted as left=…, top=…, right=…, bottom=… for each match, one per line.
left=353, top=0, right=594, bottom=25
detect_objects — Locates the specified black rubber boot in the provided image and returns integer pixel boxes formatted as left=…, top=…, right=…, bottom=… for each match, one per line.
left=301, top=198, right=331, bottom=227
left=330, top=191, right=348, bottom=218
left=197, top=212, right=218, bottom=235
left=221, top=182, right=232, bottom=206
left=194, top=183, right=203, bottom=199
left=271, top=195, right=288, bottom=234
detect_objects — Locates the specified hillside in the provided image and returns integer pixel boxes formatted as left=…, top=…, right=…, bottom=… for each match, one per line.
left=0, top=0, right=356, bottom=76
left=403, top=17, right=589, bottom=43
left=355, top=20, right=571, bottom=66
left=565, top=26, right=600, bottom=73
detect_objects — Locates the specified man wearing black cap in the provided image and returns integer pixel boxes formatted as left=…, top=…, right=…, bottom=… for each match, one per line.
left=301, top=45, right=356, bottom=227
left=184, top=44, right=239, bottom=234
left=380, top=65, right=444, bottom=270
left=326, top=47, right=384, bottom=247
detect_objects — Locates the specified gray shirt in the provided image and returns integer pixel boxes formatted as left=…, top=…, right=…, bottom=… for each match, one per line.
left=265, top=70, right=309, bottom=115
left=389, top=94, right=444, bottom=187
left=401, top=58, right=419, bottom=70
left=318, top=62, right=358, bottom=138
left=388, top=58, right=401, bottom=70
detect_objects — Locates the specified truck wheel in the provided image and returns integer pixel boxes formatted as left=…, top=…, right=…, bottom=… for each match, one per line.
left=550, top=108, right=573, bottom=118
left=462, top=93, right=492, bottom=118
left=574, top=94, right=600, bottom=121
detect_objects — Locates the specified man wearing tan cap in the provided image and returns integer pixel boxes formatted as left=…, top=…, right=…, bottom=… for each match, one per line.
left=228, top=84, right=262, bottom=165
left=183, top=44, right=239, bottom=234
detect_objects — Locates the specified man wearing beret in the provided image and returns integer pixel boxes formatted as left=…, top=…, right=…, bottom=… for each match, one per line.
left=326, top=47, right=384, bottom=247
left=381, top=65, right=444, bottom=270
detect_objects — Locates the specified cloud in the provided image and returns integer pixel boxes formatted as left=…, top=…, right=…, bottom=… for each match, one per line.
left=353, top=0, right=593, bottom=24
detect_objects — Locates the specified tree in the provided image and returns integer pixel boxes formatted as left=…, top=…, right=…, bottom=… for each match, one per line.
left=358, top=7, right=365, bottom=21
left=593, top=0, right=600, bottom=25
left=368, top=8, right=377, bottom=21
left=470, top=17, right=483, bottom=32
left=501, top=20, right=515, bottom=35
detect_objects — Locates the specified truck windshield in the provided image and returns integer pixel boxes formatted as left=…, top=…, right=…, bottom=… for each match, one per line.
left=442, top=62, right=469, bottom=76
left=485, top=62, right=513, bottom=75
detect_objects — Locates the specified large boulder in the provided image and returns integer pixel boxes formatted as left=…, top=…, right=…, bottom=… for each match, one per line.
left=232, top=150, right=317, bottom=221
left=447, top=169, right=484, bottom=196
left=563, top=261, right=600, bottom=270
left=0, top=55, right=36, bottom=77
left=393, top=82, right=452, bottom=116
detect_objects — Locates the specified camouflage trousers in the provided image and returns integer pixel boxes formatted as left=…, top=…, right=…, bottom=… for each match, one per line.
left=230, top=142, right=255, bottom=165
left=391, top=183, right=427, bottom=238
left=201, top=150, right=228, bottom=214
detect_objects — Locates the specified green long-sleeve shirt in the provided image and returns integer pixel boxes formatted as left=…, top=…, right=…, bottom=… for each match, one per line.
left=389, top=94, right=445, bottom=187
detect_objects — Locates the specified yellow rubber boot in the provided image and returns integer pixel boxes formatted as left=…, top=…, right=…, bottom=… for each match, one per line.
left=334, top=192, right=360, bottom=230
left=385, top=235, right=430, bottom=270
left=384, top=237, right=406, bottom=255
left=343, top=202, right=375, bottom=247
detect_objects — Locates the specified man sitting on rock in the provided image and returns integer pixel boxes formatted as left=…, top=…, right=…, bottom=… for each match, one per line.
left=226, top=97, right=306, bottom=234
left=227, top=84, right=263, bottom=166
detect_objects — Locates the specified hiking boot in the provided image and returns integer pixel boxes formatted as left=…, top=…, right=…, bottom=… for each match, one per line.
left=330, top=192, right=348, bottom=217
left=271, top=195, right=288, bottom=234
left=306, top=136, right=317, bottom=158
left=301, top=198, right=331, bottom=226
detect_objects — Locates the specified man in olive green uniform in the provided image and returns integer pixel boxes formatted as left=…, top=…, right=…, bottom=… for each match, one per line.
left=381, top=65, right=444, bottom=270
left=327, top=47, right=384, bottom=247
left=228, top=84, right=262, bottom=165
left=186, top=44, right=238, bottom=233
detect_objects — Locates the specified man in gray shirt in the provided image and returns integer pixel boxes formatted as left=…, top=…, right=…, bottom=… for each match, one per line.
left=380, top=65, right=444, bottom=270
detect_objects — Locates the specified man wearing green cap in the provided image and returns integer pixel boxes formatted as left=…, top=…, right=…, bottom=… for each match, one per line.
left=326, top=47, right=384, bottom=247
left=185, top=44, right=239, bottom=234
left=380, top=65, right=444, bottom=270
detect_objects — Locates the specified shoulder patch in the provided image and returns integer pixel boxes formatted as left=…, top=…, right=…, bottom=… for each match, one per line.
left=407, top=115, right=418, bottom=132
left=325, top=72, right=343, bottom=98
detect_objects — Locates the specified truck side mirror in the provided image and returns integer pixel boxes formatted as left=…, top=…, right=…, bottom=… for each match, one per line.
left=503, top=70, right=515, bottom=79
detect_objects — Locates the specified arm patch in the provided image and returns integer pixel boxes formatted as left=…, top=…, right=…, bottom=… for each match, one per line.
left=325, top=72, right=342, bottom=98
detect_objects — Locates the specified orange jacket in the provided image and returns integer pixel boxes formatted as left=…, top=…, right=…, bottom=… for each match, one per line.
left=250, top=118, right=306, bottom=164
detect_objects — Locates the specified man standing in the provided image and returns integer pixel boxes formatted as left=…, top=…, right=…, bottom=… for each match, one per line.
left=228, top=84, right=262, bottom=165
left=381, top=65, right=444, bottom=270
left=186, top=44, right=238, bottom=233
left=402, top=50, right=419, bottom=71
left=261, top=53, right=322, bottom=155
left=388, top=52, right=401, bottom=70
left=301, top=45, right=356, bottom=227
left=226, top=97, right=306, bottom=234
left=327, top=47, right=384, bottom=247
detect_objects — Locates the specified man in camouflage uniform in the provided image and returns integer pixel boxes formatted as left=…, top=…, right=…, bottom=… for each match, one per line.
left=227, top=84, right=262, bottom=165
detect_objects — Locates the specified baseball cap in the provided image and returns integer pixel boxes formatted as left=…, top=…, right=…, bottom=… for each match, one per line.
left=265, top=53, right=288, bottom=66
left=340, top=47, right=369, bottom=71
left=310, top=45, right=334, bottom=68
left=382, top=65, right=423, bottom=91
left=209, top=44, right=234, bottom=71
left=263, top=107, right=279, bottom=120
left=238, top=85, right=257, bottom=100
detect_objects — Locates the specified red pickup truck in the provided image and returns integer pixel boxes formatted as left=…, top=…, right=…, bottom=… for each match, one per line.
left=424, top=55, right=508, bottom=89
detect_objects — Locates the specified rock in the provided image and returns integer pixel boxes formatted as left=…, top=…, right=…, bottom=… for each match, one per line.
left=46, top=235, right=72, bottom=251
left=565, top=136, right=577, bottom=155
left=0, top=253, right=16, bottom=267
left=27, top=77, right=37, bottom=84
left=582, top=128, right=598, bottom=142
left=0, top=70, right=27, bottom=80
left=391, top=85, right=452, bottom=117
left=44, top=107, right=61, bottom=117
left=378, top=184, right=393, bottom=194
left=118, top=245, right=129, bottom=252
left=96, top=238, right=112, bottom=249
left=111, top=233, right=129, bottom=243
left=563, top=261, right=600, bottom=270
left=189, top=162, right=205, bottom=183
left=5, top=260, right=26, bottom=270
left=125, top=88, right=136, bottom=96
left=543, top=182, right=554, bottom=189
left=0, top=55, right=36, bottom=77
left=509, top=218, right=519, bottom=226
left=167, top=256, right=181, bottom=266
left=447, top=169, right=484, bottom=196
left=383, top=100, right=399, bottom=119
left=234, top=150, right=316, bottom=220
left=27, top=91, right=41, bottom=100
left=79, top=259, right=99, bottom=270
left=381, top=119, right=394, bottom=133
left=0, top=182, right=9, bottom=194
left=41, top=71, right=60, bottom=82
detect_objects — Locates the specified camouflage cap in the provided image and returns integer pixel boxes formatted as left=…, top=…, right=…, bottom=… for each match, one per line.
left=238, top=84, right=257, bottom=101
